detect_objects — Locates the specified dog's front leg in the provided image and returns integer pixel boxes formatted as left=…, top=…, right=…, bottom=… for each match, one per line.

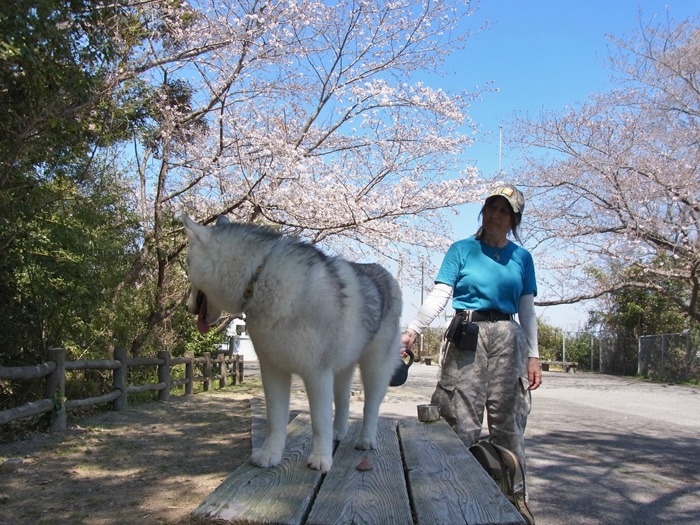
left=251, top=362, right=291, bottom=468
left=303, top=371, right=334, bottom=473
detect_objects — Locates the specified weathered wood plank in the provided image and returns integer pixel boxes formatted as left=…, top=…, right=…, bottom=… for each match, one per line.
left=126, top=381, right=166, bottom=394
left=0, top=398, right=54, bottom=425
left=65, top=389, right=121, bottom=408
left=249, top=397, right=303, bottom=454
left=399, top=418, right=525, bottom=525
left=249, top=397, right=267, bottom=453
left=0, top=361, right=56, bottom=380
left=306, top=418, right=412, bottom=525
left=192, top=414, right=322, bottom=525
left=64, top=359, right=120, bottom=371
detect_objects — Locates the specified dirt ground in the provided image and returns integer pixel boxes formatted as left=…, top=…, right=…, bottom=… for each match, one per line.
left=0, top=377, right=264, bottom=525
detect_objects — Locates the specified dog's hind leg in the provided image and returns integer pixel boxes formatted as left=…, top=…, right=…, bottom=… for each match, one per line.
left=356, top=334, right=398, bottom=450
left=302, top=370, right=335, bottom=473
left=332, top=365, right=355, bottom=441
left=251, top=362, right=292, bottom=469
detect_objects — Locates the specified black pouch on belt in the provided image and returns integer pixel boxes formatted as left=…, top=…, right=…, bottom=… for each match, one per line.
left=457, top=320, right=479, bottom=352
left=445, top=312, right=465, bottom=346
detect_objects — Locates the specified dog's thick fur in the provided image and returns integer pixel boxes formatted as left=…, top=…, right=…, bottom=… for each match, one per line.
left=182, top=214, right=402, bottom=473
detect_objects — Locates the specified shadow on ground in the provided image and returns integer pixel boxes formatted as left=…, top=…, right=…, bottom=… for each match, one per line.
left=0, top=389, right=258, bottom=525
left=528, top=427, right=699, bottom=525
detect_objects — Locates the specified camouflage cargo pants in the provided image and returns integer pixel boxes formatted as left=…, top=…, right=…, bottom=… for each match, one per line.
left=431, top=319, right=532, bottom=472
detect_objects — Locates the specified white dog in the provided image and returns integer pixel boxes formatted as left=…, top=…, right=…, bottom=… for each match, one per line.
left=182, top=214, right=402, bottom=473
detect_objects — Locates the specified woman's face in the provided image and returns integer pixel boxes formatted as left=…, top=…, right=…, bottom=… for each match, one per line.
left=482, top=196, right=513, bottom=237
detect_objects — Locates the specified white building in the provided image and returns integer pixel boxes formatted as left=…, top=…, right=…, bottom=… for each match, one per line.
left=228, top=318, right=257, bottom=362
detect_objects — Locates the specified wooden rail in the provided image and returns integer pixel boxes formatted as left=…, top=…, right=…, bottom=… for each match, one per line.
left=0, top=348, right=244, bottom=431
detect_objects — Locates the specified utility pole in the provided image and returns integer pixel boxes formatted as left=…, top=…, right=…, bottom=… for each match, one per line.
left=419, top=261, right=424, bottom=357
left=499, top=125, right=503, bottom=176
left=562, top=331, right=567, bottom=363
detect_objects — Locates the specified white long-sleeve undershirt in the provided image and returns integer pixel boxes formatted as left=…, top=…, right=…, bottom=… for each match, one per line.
left=406, top=283, right=452, bottom=334
left=517, top=293, right=539, bottom=358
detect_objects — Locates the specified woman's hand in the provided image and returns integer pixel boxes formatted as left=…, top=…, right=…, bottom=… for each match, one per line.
left=528, top=357, right=542, bottom=390
left=401, top=329, right=418, bottom=354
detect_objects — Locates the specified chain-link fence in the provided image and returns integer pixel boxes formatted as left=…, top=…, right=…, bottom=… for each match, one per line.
left=552, top=330, right=699, bottom=382
left=596, top=333, right=639, bottom=376
left=638, top=331, right=699, bottom=383
left=547, top=331, right=637, bottom=375
left=421, top=322, right=699, bottom=382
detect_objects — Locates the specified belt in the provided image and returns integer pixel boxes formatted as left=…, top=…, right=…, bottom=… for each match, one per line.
left=456, top=309, right=513, bottom=322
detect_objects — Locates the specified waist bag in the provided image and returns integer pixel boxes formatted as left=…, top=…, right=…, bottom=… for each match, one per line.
left=444, top=312, right=479, bottom=352
left=469, top=439, right=535, bottom=525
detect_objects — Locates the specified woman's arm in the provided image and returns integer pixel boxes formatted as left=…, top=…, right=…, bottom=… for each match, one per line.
left=402, top=283, right=453, bottom=349
left=518, top=293, right=542, bottom=390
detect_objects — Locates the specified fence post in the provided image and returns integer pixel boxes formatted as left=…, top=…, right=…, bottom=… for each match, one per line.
left=158, top=350, right=171, bottom=401
left=113, top=348, right=128, bottom=411
left=203, top=352, right=211, bottom=392
left=237, top=355, right=244, bottom=384
left=218, top=352, right=227, bottom=388
left=46, top=348, right=66, bottom=432
left=229, top=355, right=237, bottom=386
left=184, top=351, right=194, bottom=396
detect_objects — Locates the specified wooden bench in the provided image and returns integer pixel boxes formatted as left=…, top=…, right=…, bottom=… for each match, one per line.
left=540, top=360, right=577, bottom=373
left=193, top=413, right=525, bottom=524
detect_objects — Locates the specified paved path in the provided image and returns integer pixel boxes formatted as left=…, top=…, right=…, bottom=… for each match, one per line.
left=246, top=361, right=700, bottom=525
left=527, top=372, right=699, bottom=525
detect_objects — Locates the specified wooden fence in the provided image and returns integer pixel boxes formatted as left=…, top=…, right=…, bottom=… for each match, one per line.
left=0, top=348, right=244, bottom=432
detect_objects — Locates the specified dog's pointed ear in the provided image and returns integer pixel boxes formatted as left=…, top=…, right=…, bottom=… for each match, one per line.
left=181, top=213, right=212, bottom=245
left=215, top=215, right=230, bottom=226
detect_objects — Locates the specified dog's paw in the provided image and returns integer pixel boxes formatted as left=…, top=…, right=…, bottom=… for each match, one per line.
left=355, top=437, right=376, bottom=451
left=307, top=453, right=333, bottom=473
left=333, top=427, right=348, bottom=441
left=251, top=448, right=283, bottom=468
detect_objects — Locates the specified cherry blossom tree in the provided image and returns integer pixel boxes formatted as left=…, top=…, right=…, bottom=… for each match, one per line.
left=112, top=0, right=488, bottom=352
left=510, top=14, right=700, bottom=324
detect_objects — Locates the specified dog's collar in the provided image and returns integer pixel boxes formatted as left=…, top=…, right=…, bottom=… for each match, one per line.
left=242, top=255, right=268, bottom=309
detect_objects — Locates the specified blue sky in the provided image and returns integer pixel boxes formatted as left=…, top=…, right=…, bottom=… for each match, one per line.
left=400, top=0, right=700, bottom=330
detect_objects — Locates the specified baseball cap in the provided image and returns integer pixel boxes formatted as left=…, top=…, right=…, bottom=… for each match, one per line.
left=487, top=185, right=525, bottom=214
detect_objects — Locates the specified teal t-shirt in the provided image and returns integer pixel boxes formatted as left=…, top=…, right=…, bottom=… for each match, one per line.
left=435, top=236, right=537, bottom=314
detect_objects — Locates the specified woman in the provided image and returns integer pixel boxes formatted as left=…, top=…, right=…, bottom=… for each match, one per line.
left=402, top=185, right=541, bottom=521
